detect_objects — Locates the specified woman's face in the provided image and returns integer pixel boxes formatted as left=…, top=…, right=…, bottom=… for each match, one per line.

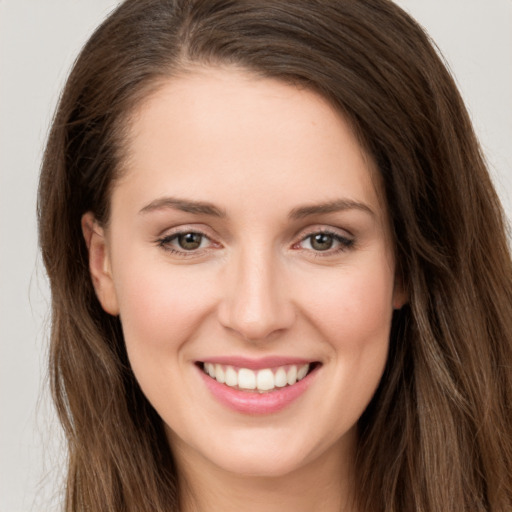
left=85, top=67, right=404, bottom=479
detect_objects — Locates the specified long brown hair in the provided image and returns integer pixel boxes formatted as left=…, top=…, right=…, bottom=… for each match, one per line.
left=38, top=1, right=512, bottom=510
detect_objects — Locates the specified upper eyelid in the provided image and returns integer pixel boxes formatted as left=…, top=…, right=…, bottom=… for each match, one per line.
left=295, top=224, right=354, bottom=241
left=157, top=224, right=217, bottom=240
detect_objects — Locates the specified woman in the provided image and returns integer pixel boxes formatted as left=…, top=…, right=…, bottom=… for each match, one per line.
left=38, top=0, right=512, bottom=510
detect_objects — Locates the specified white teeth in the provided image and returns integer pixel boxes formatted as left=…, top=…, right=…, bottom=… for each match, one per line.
left=238, top=368, right=256, bottom=390
left=274, top=367, right=288, bottom=388
left=203, top=363, right=312, bottom=391
left=256, top=369, right=275, bottom=391
left=297, top=364, right=309, bottom=380
left=225, top=366, right=238, bottom=387
left=215, top=364, right=225, bottom=384
left=287, top=365, right=297, bottom=385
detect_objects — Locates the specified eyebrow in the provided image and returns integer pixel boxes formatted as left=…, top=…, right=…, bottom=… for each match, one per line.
left=139, top=197, right=227, bottom=217
left=288, top=199, right=375, bottom=219
left=139, top=196, right=374, bottom=219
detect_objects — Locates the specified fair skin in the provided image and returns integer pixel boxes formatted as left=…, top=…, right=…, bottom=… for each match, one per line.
left=83, top=67, right=405, bottom=512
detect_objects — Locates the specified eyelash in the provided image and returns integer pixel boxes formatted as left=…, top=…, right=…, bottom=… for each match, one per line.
left=156, top=229, right=354, bottom=258
left=156, top=231, right=215, bottom=258
left=294, top=229, right=355, bottom=257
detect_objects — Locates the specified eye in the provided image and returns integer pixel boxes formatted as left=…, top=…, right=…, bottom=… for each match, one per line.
left=297, top=230, right=354, bottom=254
left=307, top=233, right=335, bottom=251
left=174, top=232, right=205, bottom=250
left=157, top=230, right=215, bottom=255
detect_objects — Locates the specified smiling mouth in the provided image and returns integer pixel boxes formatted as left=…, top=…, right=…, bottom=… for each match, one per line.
left=198, top=362, right=319, bottom=393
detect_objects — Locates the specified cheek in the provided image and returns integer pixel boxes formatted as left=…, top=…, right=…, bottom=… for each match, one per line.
left=300, top=260, right=395, bottom=347
left=301, top=259, right=395, bottom=420
left=112, top=254, right=217, bottom=357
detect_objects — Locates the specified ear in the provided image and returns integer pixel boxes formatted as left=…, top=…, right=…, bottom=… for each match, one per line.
left=392, top=273, right=408, bottom=311
left=81, top=212, right=120, bottom=315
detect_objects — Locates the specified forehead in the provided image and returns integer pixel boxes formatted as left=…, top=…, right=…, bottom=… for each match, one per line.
left=115, top=67, right=387, bottom=222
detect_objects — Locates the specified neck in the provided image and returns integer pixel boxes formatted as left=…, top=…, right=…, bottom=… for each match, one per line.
left=173, top=435, right=359, bottom=512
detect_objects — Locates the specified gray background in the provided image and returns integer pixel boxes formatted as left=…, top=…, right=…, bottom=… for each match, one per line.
left=1, top=1, right=511, bottom=511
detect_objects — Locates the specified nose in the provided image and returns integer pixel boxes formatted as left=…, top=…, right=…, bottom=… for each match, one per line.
left=217, top=246, right=295, bottom=342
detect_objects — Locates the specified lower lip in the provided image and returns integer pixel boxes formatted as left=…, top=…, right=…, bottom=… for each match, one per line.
left=198, top=365, right=318, bottom=415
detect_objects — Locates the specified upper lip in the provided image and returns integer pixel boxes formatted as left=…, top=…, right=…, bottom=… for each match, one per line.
left=198, top=356, right=317, bottom=370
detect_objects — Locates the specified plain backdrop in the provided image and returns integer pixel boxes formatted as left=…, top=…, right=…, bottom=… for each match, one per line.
left=1, top=1, right=511, bottom=511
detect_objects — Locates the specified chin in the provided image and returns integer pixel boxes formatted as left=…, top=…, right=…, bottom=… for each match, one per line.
left=211, top=448, right=310, bottom=479
left=191, top=428, right=329, bottom=480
